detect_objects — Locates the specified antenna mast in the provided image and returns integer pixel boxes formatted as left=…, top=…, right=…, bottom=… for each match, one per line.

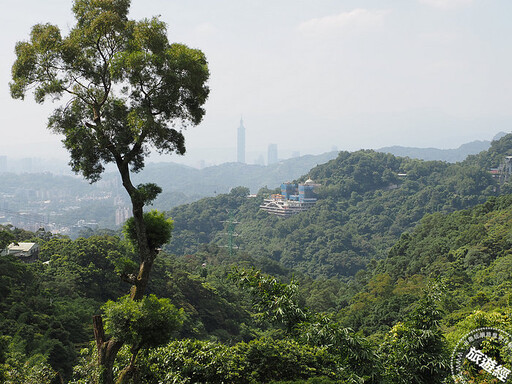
left=221, top=210, right=240, bottom=257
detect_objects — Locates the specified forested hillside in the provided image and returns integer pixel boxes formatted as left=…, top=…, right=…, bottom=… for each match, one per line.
left=4, top=135, right=512, bottom=382
left=6, top=0, right=512, bottom=381
left=3, top=187, right=512, bottom=383
left=336, top=193, right=512, bottom=335
left=166, top=134, right=512, bottom=278
left=0, top=151, right=337, bottom=232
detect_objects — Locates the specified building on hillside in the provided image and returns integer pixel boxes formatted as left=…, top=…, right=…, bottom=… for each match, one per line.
left=115, top=206, right=131, bottom=226
left=237, top=118, right=246, bottom=163
left=1, top=242, right=39, bottom=263
left=260, top=179, right=320, bottom=217
left=489, top=168, right=500, bottom=178
left=489, top=156, right=512, bottom=183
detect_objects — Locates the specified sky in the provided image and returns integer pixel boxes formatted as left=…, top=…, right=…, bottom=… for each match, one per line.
left=1, top=0, right=512, bottom=167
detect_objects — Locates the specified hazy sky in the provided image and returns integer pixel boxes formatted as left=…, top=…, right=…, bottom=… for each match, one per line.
left=1, top=0, right=511, bottom=167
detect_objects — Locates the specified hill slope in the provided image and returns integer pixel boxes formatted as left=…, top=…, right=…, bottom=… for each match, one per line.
left=338, top=193, right=512, bottom=335
left=166, top=134, right=512, bottom=278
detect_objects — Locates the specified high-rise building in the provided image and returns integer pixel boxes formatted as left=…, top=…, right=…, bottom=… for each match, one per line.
left=115, top=206, right=131, bottom=226
left=268, top=144, right=278, bottom=165
left=237, top=118, right=245, bottom=163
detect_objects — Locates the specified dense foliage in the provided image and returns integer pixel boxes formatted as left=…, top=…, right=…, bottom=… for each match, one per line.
left=167, top=134, right=512, bottom=278
left=342, top=193, right=512, bottom=335
left=3, top=134, right=512, bottom=382
left=6, top=196, right=512, bottom=383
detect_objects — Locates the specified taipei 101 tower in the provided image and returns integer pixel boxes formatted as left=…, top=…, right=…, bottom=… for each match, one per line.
left=237, top=117, right=245, bottom=163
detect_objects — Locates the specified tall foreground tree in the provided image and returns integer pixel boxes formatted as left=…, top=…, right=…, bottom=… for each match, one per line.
left=10, top=0, right=209, bottom=382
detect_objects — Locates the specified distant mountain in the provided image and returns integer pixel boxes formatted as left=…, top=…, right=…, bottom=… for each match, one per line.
left=0, top=151, right=339, bottom=231
left=125, top=151, right=339, bottom=209
left=377, top=132, right=508, bottom=163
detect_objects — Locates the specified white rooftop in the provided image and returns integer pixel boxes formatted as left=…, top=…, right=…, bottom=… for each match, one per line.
left=7, top=242, right=38, bottom=252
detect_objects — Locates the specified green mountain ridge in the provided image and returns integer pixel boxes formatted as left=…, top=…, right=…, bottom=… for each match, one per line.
left=166, top=134, right=512, bottom=278
left=4, top=135, right=512, bottom=383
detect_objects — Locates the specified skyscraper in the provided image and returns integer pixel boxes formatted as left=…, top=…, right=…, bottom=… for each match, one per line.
left=268, top=143, right=278, bottom=165
left=237, top=117, right=245, bottom=163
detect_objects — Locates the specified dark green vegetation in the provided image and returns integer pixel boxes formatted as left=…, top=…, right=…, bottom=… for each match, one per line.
left=2, top=134, right=512, bottom=383
left=7, top=0, right=512, bottom=381
left=167, top=134, right=512, bottom=278
left=10, top=0, right=211, bottom=380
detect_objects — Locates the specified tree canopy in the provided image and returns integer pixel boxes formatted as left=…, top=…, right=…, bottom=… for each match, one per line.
left=10, top=0, right=209, bottom=183
left=10, top=1, right=209, bottom=382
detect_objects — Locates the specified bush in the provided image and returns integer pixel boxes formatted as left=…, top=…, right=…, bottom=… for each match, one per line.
left=132, top=337, right=339, bottom=384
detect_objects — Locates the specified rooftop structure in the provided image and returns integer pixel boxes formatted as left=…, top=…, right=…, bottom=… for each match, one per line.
left=1, top=242, right=39, bottom=263
left=488, top=155, right=512, bottom=183
left=260, top=179, right=320, bottom=217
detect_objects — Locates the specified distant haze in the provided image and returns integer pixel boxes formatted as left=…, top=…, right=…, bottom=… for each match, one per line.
left=2, top=1, right=512, bottom=167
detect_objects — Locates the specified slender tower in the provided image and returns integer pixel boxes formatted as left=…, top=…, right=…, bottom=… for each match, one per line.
left=237, top=117, right=245, bottom=163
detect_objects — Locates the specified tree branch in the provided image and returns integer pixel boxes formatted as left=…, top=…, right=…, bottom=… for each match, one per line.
left=120, top=273, right=137, bottom=285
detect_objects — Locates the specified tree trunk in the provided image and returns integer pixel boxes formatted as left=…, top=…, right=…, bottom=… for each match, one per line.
left=115, top=346, right=140, bottom=384
left=116, top=160, right=156, bottom=300
left=92, top=160, right=157, bottom=382
left=130, top=258, right=154, bottom=300
left=93, top=315, right=124, bottom=384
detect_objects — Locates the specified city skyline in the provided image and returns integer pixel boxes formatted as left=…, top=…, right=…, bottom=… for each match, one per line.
left=1, top=1, right=512, bottom=167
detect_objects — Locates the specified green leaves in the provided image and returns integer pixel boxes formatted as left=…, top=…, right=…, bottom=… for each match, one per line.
left=10, top=23, right=64, bottom=103
left=0, top=229, right=16, bottom=250
left=230, top=268, right=309, bottom=332
left=135, top=183, right=162, bottom=205
left=379, top=284, right=449, bottom=384
left=123, top=210, right=173, bottom=251
left=72, top=0, right=130, bottom=31
left=102, top=294, right=184, bottom=350
left=129, top=338, right=338, bottom=384
left=11, top=0, right=209, bottom=184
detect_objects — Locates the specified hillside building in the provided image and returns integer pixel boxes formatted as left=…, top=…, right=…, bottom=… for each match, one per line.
left=1, top=242, right=39, bottom=263
left=489, top=156, right=512, bottom=183
left=260, top=179, right=320, bottom=217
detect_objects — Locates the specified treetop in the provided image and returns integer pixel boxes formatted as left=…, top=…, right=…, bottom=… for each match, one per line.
left=10, top=0, right=210, bottom=183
